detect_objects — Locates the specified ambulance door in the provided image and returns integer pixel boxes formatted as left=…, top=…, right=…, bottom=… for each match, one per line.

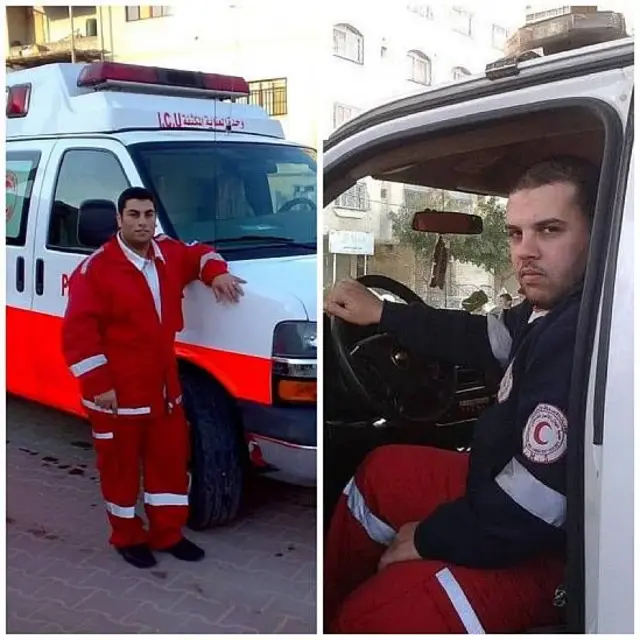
left=30, top=138, right=145, bottom=414
left=6, top=141, right=56, bottom=401
left=323, top=50, right=634, bottom=634
left=580, top=104, right=634, bottom=634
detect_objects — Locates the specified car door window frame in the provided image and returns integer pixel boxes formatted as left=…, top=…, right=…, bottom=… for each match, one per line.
left=565, top=93, right=634, bottom=633
left=46, top=147, right=130, bottom=254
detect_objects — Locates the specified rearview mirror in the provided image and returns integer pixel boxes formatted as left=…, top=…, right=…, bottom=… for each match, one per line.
left=412, top=209, right=483, bottom=235
left=78, top=199, right=118, bottom=248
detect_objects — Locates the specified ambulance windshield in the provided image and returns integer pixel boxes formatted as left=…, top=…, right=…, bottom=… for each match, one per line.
left=130, top=141, right=317, bottom=257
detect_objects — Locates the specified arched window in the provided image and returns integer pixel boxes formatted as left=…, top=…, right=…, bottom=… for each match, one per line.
left=407, top=50, right=432, bottom=85
left=333, top=24, right=364, bottom=64
left=452, top=65, right=471, bottom=81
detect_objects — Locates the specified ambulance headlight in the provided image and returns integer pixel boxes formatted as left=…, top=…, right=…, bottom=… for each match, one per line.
left=272, top=321, right=317, bottom=360
left=272, top=321, right=317, bottom=403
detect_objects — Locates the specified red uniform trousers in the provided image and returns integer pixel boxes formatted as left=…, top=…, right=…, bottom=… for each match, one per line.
left=90, top=405, right=190, bottom=549
left=324, top=445, right=564, bottom=634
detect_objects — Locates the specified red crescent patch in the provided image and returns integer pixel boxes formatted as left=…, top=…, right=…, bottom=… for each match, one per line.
left=523, top=404, right=567, bottom=464
left=533, top=422, right=550, bottom=445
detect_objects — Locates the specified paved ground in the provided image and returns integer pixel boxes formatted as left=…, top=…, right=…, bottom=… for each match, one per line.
left=6, top=396, right=317, bottom=634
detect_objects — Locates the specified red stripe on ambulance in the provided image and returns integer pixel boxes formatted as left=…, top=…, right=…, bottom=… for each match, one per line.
left=7, top=306, right=273, bottom=417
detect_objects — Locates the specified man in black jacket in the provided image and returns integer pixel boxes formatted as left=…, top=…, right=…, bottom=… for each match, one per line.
left=323, top=156, right=598, bottom=633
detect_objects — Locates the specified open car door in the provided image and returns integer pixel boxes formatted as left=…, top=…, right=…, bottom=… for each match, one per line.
left=324, top=34, right=634, bottom=634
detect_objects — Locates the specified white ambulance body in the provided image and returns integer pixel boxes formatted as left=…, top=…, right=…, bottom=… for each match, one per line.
left=6, top=61, right=317, bottom=528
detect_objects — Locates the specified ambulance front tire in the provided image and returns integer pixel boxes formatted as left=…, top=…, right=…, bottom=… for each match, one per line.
left=179, top=363, right=246, bottom=530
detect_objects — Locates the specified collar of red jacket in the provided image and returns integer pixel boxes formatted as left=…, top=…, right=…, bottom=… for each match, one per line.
left=108, top=233, right=167, bottom=270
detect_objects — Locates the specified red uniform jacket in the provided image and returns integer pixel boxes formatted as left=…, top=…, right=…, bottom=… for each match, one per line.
left=62, top=234, right=228, bottom=418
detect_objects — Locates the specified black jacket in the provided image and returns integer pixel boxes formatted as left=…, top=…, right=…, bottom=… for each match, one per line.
left=378, top=292, right=580, bottom=568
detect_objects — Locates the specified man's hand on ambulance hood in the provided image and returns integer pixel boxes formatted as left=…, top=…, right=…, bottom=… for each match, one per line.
left=210, top=273, right=247, bottom=304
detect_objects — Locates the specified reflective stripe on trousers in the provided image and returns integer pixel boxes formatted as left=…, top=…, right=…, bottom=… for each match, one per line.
left=343, top=477, right=396, bottom=546
left=92, top=431, right=114, bottom=440
left=436, top=568, right=486, bottom=633
left=144, top=492, right=189, bottom=507
left=105, top=502, right=136, bottom=519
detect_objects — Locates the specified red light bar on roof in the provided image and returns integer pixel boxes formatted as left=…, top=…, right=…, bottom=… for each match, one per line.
left=6, top=84, right=31, bottom=118
left=77, top=61, right=250, bottom=99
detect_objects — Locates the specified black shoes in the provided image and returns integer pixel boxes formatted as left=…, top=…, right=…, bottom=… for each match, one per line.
left=116, top=538, right=204, bottom=566
left=160, top=537, right=205, bottom=562
left=116, top=544, right=157, bottom=569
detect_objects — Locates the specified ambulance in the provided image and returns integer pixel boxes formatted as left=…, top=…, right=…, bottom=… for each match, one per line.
left=323, top=9, right=632, bottom=634
left=6, top=60, right=317, bottom=529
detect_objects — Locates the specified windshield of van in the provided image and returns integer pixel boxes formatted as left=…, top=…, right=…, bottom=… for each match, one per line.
left=129, top=141, right=317, bottom=258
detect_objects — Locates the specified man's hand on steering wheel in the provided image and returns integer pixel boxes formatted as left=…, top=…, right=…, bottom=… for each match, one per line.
left=325, top=275, right=457, bottom=424
left=324, top=279, right=384, bottom=325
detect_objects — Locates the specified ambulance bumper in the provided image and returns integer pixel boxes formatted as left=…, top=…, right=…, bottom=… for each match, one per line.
left=239, top=402, right=316, bottom=486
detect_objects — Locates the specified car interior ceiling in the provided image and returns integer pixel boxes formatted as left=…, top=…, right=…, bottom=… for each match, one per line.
left=324, top=105, right=607, bottom=526
left=357, top=106, right=604, bottom=196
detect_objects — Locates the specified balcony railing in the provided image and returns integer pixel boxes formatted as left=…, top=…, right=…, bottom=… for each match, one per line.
left=237, top=80, right=288, bottom=117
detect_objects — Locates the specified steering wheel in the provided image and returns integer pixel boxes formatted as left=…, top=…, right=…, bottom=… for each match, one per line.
left=330, top=275, right=457, bottom=423
left=276, top=197, right=316, bottom=213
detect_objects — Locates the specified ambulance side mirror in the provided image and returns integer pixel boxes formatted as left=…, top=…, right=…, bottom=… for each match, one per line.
left=78, top=199, right=118, bottom=248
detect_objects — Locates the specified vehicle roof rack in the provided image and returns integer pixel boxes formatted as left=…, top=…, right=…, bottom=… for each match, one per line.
left=486, top=8, right=628, bottom=79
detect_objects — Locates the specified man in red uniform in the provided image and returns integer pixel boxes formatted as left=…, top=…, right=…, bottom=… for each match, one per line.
left=62, top=186, right=246, bottom=568
left=324, top=157, right=597, bottom=632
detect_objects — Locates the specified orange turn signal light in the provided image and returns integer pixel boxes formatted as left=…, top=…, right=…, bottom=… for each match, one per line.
left=277, top=379, right=317, bottom=403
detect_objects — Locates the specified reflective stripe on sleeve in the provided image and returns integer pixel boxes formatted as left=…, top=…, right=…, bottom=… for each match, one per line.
left=143, top=492, right=189, bottom=507
left=199, top=251, right=225, bottom=277
left=435, top=568, right=485, bottom=634
left=486, top=314, right=512, bottom=367
left=81, top=399, right=151, bottom=416
left=344, top=477, right=396, bottom=546
left=495, top=457, right=566, bottom=527
left=70, top=354, right=108, bottom=377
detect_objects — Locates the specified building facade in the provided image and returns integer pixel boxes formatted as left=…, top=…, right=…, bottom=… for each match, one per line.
left=7, top=3, right=632, bottom=304
left=322, top=1, right=633, bottom=300
left=323, top=2, right=525, bottom=297
left=5, top=3, right=322, bottom=148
